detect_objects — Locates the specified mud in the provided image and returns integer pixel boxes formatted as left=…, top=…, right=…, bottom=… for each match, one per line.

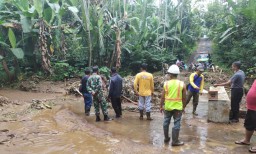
left=0, top=39, right=254, bottom=153
left=0, top=88, right=255, bottom=154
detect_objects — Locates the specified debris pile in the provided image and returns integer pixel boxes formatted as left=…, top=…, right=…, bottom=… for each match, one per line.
left=30, top=99, right=54, bottom=110
left=0, top=96, right=11, bottom=106
left=203, top=72, right=229, bottom=85
left=19, top=81, right=37, bottom=91
left=122, top=76, right=166, bottom=106
left=19, top=75, right=43, bottom=92
left=122, top=76, right=137, bottom=101
left=66, top=81, right=82, bottom=96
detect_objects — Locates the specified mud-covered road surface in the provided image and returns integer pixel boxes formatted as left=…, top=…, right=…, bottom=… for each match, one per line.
left=0, top=39, right=254, bottom=153
left=0, top=88, right=255, bottom=154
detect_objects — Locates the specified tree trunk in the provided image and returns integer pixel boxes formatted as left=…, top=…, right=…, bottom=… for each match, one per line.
left=0, top=50, right=13, bottom=81
left=13, top=58, right=20, bottom=79
left=2, top=60, right=13, bottom=81
left=39, top=19, right=52, bottom=74
left=115, top=29, right=121, bottom=69
left=82, top=0, right=92, bottom=67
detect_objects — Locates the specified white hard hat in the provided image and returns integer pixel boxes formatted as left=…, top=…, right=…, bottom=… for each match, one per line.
left=167, top=64, right=180, bottom=74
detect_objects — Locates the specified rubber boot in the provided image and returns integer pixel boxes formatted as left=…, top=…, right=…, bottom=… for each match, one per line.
left=146, top=112, right=153, bottom=120
left=104, top=115, right=112, bottom=121
left=96, top=115, right=101, bottom=122
left=164, top=128, right=170, bottom=143
left=229, top=110, right=233, bottom=120
left=171, top=129, right=184, bottom=146
left=192, top=105, right=198, bottom=116
left=139, top=110, right=143, bottom=120
left=85, top=108, right=90, bottom=116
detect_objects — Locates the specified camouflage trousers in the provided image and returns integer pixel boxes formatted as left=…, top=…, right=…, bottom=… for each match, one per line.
left=93, top=92, right=108, bottom=116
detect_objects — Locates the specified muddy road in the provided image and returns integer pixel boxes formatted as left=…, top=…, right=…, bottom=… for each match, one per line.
left=0, top=86, right=254, bottom=154
left=0, top=39, right=254, bottom=154
left=188, top=39, right=212, bottom=64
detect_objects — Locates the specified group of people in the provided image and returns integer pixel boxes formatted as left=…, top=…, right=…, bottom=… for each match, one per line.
left=80, top=66, right=123, bottom=121
left=80, top=61, right=256, bottom=152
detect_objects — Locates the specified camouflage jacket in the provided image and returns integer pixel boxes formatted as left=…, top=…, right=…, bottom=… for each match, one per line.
left=87, top=73, right=103, bottom=94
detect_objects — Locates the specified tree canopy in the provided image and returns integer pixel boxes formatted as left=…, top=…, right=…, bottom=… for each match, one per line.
left=0, top=0, right=255, bottom=82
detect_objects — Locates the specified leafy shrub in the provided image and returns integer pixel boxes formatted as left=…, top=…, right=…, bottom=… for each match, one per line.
left=51, top=62, right=79, bottom=81
left=99, top=66, right=110, bottom=79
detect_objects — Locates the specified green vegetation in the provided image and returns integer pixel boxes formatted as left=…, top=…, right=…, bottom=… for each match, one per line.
left=1, top=0, right=255, bottom=83
left=0, top=0, right=202, bottom=82
left=204, top=0, right=256, bottom=78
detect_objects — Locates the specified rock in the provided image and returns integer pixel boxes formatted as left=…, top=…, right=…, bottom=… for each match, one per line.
left=0, top=96, right=11, bottom=106
left=0, top=139, right=9, bottom=144
left=0, top=129, right=9, bottom=132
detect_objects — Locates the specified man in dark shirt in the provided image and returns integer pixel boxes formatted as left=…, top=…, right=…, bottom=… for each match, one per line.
left=108, top=67, right=123, bottom=118
left=214, top=61, right=245, bottom=123
left=80, top=68, right=92, bottom=116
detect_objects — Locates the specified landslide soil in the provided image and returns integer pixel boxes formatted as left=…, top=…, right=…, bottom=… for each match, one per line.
left=0, top=72, right=252, bottom=154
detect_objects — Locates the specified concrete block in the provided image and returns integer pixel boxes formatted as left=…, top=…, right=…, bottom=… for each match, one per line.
left=208, top=86, right=230, bottom=123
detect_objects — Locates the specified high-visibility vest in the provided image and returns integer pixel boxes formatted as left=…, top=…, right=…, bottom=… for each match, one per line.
left=164, top=80, right=184, bottom=111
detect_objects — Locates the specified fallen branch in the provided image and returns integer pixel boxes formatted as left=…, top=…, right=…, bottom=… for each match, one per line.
left=74, top=88, right=83, bottom=96
left=121, top=95, right=138, bottom=105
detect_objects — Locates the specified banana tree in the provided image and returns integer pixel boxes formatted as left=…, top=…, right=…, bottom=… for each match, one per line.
left=0, top=28, right=24, bottom=81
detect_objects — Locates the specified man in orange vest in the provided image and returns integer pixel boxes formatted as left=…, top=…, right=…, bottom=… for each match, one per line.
left=160, top=64, right=186, bottom=146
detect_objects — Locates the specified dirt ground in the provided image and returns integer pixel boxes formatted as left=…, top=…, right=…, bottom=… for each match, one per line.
left=0, top=73, right=253, bottom=154
left=0, top=39, right=253, bottom=153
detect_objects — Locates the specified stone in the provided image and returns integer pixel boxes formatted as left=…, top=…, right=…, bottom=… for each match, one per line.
left=208, top=86, right=230, bottom=123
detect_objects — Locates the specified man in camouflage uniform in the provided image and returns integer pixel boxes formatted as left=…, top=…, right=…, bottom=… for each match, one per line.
left=87, top=66, right=112, bottom=122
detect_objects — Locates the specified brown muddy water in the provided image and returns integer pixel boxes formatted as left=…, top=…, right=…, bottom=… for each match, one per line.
left=0, top=89, right=255, bottom=154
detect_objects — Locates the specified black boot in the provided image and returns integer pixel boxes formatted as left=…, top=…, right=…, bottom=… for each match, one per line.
left=192, top=105, right=198, bottom=115
left=104, top=115, right=112, bottom=121
left=85, top=108, right=90, bottom=116
left=139, top=110, right=143, bottom=120
left=229, top=110, right=233, bottom=120
left=146, top=112, right=153, bottom=120
left=230, top=111, right=239, bottom=123
left=164, top=128, right=170, bottom=143
left=171, top=129, right=184, bottom=146
left=96, top=115, right=101, bottom=122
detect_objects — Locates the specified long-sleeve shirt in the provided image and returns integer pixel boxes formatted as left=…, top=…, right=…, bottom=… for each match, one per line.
left=86, top=73, right=103, bottom=94
left=108, top=73, right=123, bottom=98
left=81, top=75, right=90, bottom=93
left=134, top=71, right=154, bottom=96
left=188, top=72, right=204, bottom=93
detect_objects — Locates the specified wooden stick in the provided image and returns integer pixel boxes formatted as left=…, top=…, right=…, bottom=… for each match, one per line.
left=75, top=88, right=83, bottom=96
left=121, top=95, right=138, bottom=105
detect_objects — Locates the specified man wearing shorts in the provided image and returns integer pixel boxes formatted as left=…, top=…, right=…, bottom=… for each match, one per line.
left=235, top=80, right=256, bottom=153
